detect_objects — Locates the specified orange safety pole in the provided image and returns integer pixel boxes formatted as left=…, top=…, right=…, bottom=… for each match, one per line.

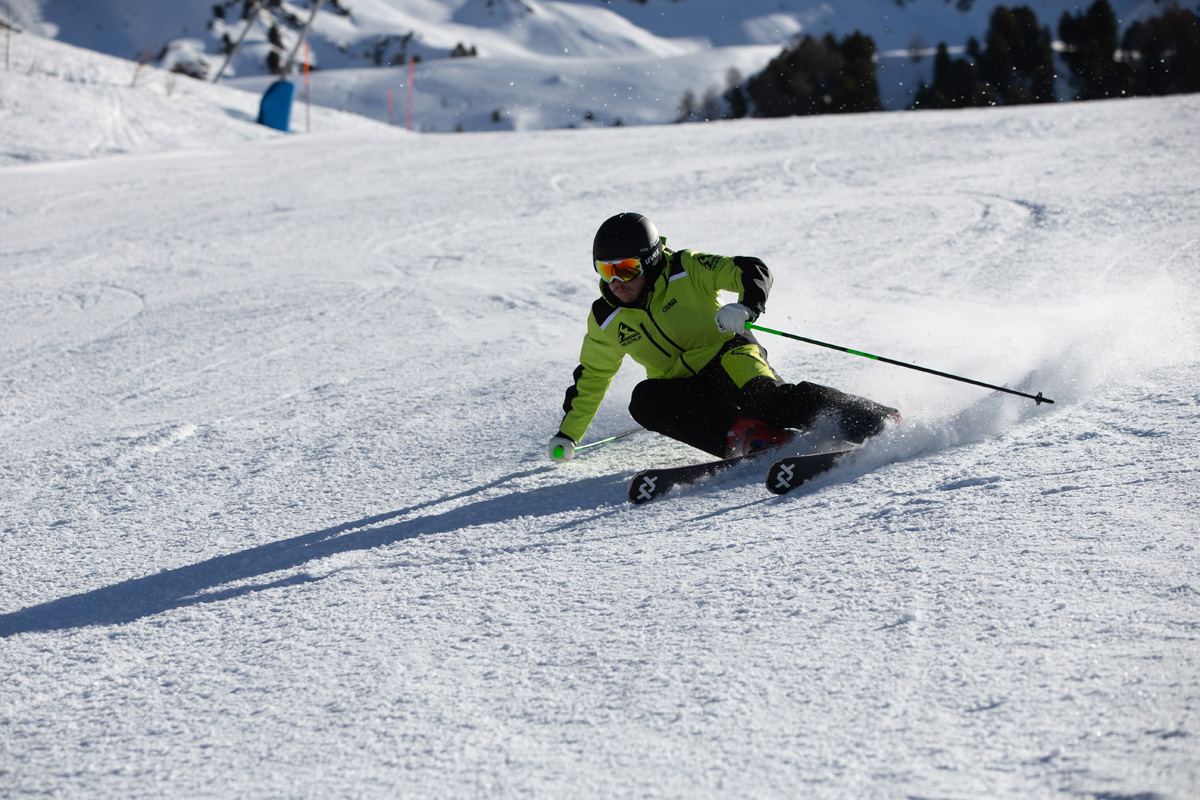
left=406, top=57, right=415, bottom=131
left=303, top=42, right=311, bottom=133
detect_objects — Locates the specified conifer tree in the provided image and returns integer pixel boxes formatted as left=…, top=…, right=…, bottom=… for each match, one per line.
left=911, top=42, right=992, bottom=108
left=1059, top=0, right=1128, bottom=100
left=912, top=7, right=1055, bottom=109
left=1122, top=7, right=1200, bottom=96
left=747, top=32, right=881, bottom=117
left=723, top=68, right=749, bottom=119
left=979, top=6, right=1056, bottom=104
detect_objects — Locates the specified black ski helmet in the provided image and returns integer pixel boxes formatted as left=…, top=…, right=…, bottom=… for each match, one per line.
left=592, top=213, right=663, bottom=270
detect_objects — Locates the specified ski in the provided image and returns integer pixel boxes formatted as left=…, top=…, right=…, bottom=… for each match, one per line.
left=765, top=447, right=859, bottom=495
left=628, top=451, right=769, bottom=504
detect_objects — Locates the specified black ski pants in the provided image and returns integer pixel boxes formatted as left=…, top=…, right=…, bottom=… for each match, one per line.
left=628, top=338, right=897, bottom=457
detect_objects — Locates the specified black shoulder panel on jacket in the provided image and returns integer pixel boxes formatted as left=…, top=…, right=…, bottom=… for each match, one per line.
left=666, top=249, right=686, bottom=278
left=590, top=296, right=616, bottom=328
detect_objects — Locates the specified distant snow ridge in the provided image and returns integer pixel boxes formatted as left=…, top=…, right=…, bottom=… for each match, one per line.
left=453, top=0, right=537, bottom=26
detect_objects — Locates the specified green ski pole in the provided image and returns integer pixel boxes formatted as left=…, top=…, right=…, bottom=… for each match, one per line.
left=556, top=427, right=644, bottom=460
left=747, top=323, right=1053, bottom=406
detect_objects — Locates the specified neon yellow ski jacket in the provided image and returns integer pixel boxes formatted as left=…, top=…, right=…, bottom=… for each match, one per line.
left=557, top=245, right=773, bottom=444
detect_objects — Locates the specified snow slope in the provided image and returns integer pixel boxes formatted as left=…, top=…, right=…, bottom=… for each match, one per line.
left=0, top=35, right=387, bottom=166
left=2, top=31, right=1199, bottom=800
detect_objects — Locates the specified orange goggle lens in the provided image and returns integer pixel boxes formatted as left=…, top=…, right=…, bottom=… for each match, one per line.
left=595, top=257, right=644, bottom=283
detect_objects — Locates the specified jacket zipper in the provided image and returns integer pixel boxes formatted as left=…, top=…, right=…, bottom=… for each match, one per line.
left=640, top=312, right=698, bottom=375
left=639, top=323, right=674, bottom=359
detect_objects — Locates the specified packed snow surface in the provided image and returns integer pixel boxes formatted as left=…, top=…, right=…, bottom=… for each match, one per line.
left=2, top=32, right=1199, bottom=800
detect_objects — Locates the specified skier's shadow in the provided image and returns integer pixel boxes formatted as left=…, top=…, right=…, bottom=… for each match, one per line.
left=0, top=467, right=630, bottom=638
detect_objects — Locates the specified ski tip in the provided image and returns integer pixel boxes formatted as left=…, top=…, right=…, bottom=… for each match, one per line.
left=765, top=448, right=856, bottom=496
left=627, top=471, right=659, bottom=504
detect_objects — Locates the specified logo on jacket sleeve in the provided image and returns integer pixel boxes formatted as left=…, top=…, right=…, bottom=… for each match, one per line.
left=617, top=322, right=643, bottom=347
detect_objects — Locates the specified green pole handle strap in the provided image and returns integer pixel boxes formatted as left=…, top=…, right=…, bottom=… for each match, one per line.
left=746, top=322, right=1053, bottom=406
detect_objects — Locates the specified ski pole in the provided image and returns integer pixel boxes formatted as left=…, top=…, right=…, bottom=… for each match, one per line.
left=747, top=323, right=1053, bottom=405
left=560, top=427, right=644, bottom=459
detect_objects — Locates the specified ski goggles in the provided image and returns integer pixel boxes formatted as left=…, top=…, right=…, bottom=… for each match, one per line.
left=595, top=256, right=645, bottom=284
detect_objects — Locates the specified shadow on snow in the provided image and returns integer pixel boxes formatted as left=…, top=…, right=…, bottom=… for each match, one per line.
left=2, top=391, right=1047, bottom=638
left=0, top=467, right=631, bottom=638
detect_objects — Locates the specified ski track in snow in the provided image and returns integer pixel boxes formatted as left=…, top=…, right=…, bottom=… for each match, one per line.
left=1, top=34, right=1199, bottom=800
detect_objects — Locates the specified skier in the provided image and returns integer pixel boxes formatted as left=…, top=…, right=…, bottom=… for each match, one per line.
left=548, top=212, right=899, bottom=463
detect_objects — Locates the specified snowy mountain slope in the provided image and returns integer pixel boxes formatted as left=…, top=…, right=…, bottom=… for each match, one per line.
left=0, top=34, right=389, bottom=166
left=26, top=0, right=1156, bottom=125
left=2, top=32, right=1199, bottom=800
left=31, top=0, right=1158, bottom=58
